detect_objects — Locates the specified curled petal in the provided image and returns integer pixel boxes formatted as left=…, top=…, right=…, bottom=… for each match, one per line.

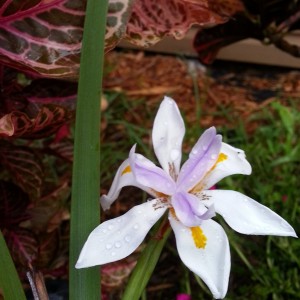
left=76, top=200, right=167, bottom=268
left=152, top=96, right=185, bottom=176
left=202, top=143, right=252, bottom=189
left=129, top=145, right=176, bottom=195
left=202, top=190, right=297, bottom=237
left=170, top=216, right=230, bottom=299
left=100, top=158, right=154, bottom=210
left=171, top=192, right=215, bottom=227
left=177, top=127, right=222, bottom=192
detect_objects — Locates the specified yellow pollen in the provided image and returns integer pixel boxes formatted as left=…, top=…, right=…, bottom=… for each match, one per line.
left=190, top=226, right=207, bottom=248
left=121, top=165, right=131, bottom=175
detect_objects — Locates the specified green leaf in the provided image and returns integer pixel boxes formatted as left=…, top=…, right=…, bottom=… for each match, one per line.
left=69, top=0, right=108, bottom=299
left=0, top=231, right=26, bottom=300
left=122, top=217, right=171, bottom=300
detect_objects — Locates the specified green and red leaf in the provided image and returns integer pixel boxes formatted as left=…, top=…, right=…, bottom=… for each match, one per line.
left=0, top=181, right=30, bottom=229
left=0, top=104, right=73, bottom=139
left=124, top=0, right=232, bottom=47
left=0, top=142, right=44, bottom=199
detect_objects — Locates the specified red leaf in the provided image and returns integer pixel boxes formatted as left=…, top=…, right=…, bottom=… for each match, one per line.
left=0, top=142, right=44, bottom=199
left=0, top=104, right=73, bottom=139
left=124, top=0, right=234, bottom=47
left=194, top=15, right=262, bottom=64
left=4, top=228, right=38, bottom=267
left=0, top=180, right=30, bottom=229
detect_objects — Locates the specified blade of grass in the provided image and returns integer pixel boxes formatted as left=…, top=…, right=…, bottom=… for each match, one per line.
left=69, top=1, right=108, bottom=299
left=122, top=216, right=171, bottom=300
left=0, top=231, right=26, bottom=300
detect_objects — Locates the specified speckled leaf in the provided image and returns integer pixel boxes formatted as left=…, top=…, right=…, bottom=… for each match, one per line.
left=0, top=142, right=44, bottom=199
left=0, top=104, right=73, bottom=139
left=124, top=0, right=236, bottom=47
left=0, top=181, right=30, bottom=229
left=0, top=0, right=135, bottom=79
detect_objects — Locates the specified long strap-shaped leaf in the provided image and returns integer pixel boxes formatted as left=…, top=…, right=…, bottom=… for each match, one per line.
left=122, top=217, right=171, bottom=300
left=0, top=231, right=26, bottom=300
left=69, top=1, right=108, bottom=299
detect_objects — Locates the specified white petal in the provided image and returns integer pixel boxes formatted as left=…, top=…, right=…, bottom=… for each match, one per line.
left=152, top=96, right=185, bottom=176
left=170, top=216, right=230, bottom=299
left=202, top=143, right=252, bottom=189
left=202, top=190, right=297, bottom=237
left=100, top=158, right=155, bottom=210
left=76, top=200, right=167, bottom=268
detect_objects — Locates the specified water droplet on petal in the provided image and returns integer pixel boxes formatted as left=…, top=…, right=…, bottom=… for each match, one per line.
left=111, top=251, right=116, bottom=256
left=170, top=149, right=180, bottom=161
left=124, top=235, right=131, bottom=242
left=108, top=225, right=114, bottom=230
left=106, top=243, right=112, bottom=250
left=102, top=229, right=107, bottom=234
left=211, top=154, right=217, bottom=159
left=117, top=218, right=122, bottom=223
left=164, top=121, right=168, bottom=126
left=168, top=99, right=173, bottom=105
left=192, top=149, right=198, bottom=155
left=115, top=241, right=122, bottom=248
left=133, top=224, right=139, bottom=230
left=202, top=146, right=208, bottom=151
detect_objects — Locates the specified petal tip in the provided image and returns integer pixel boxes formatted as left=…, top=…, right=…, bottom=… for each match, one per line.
left=100, top=195, right=111, bottom=211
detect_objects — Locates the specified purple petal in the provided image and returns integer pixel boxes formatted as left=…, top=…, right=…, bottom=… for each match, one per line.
left=129, top=145, right=176, bottom=195
left=171, top=192, right=214, bottom=227
left=177, top=127, right=222, bottom=192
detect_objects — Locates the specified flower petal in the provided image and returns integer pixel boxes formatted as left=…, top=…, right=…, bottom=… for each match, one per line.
left=129, top=145, right=176, bottom=195
left=76, top=200, right=167, bottom=268
left=152, top=96, right=185, bottom=176
left=100, top=158, right=154, bottom=211
left=201, top=143, right=252, bottom=189
left=171, top=192, right=215, bottom=227
left=177, top=127, right=222, bottom=192
left=170, top=216, right=230, bottom=299
left=202, top=190, right=297, bottom=237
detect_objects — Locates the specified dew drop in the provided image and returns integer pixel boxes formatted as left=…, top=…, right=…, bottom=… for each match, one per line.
left=168, top=99, right=173, bottom=105
left=133, top=224, right=139, bottom=230
left=124, top=235, right=131, bottom=242
left=170, top=149, right=180, bottom=161
left=192, top=149, right=198, bottom=155
left=202, top=146, right=208, bottom=151
left=137, top=210, right=142, bottom=214
left=102, top=229, right=107, bottom=234
left=108, top=225, right=114, bottom=230
left=106, top=243, right=112, bottom=250
left=115, top=241, right=122, bottom=248
left=211, top=154, right=217, bottom=159
left=160, top=137, right=165, bottom=142
left=117, top=218, right=122, bottom=223
left=164, top=121, right=168, bottom=126
left=111, top=251, right=116, bottom=256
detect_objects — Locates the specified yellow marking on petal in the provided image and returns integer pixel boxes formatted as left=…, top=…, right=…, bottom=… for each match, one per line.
left=211, top=152, right=228, bottom=170
left=189, top=152, right=228, bottom=193
left=121, top=165, right=131, bottom=175
left=191, top=226, right=207, bottom=248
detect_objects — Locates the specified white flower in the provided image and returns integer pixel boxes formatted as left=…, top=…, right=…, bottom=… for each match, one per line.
left=76, top=96, right=297, bottom=299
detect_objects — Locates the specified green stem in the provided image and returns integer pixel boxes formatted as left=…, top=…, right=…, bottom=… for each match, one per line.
left=69, top=1, right=108, bottom=299
left=122, top=217, right=171, bottom=300
left=0, top=231, right=26, bottom=300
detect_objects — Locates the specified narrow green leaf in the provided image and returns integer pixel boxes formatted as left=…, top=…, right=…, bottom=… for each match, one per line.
left=122, top=217, right=171, bottom=300
left=0, top=231, right=26, bottom=300
left=69, top=1, right=108, bottom=299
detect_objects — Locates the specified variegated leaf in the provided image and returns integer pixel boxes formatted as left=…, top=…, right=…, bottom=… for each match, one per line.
left=0, top=105, right=73, bottom=139
left=0, top=142, right=44, bottom=199
left=0, top=0, right=135, bottom=79
left=124, top=0, right=235, bottom=47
